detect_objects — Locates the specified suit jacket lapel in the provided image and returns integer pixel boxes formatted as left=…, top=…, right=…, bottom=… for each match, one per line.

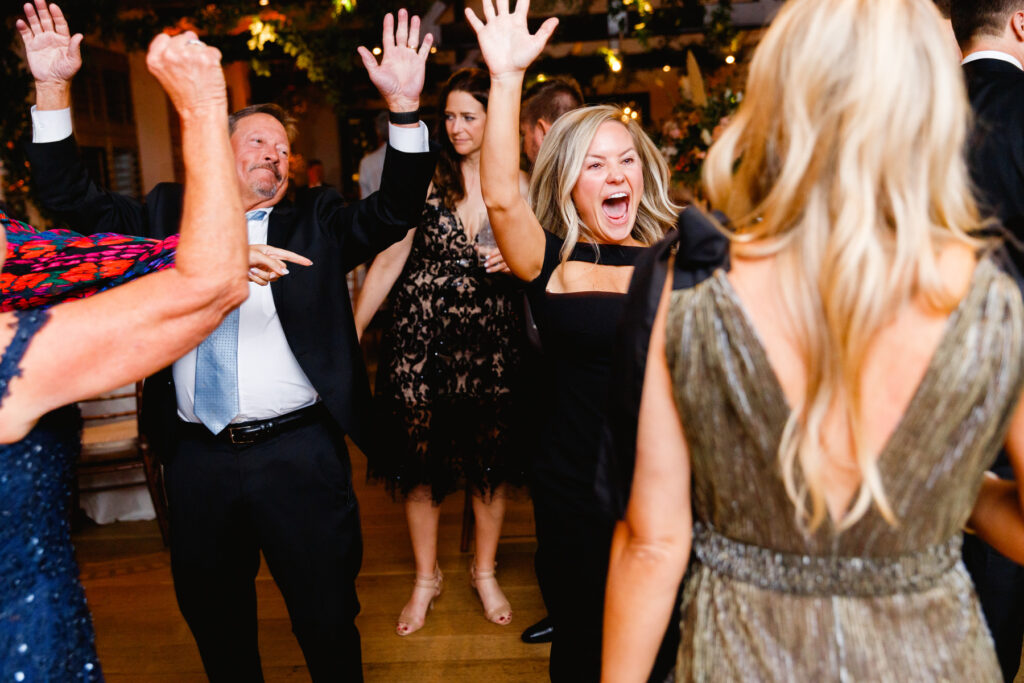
left=268, top=202, right=295, bottom=314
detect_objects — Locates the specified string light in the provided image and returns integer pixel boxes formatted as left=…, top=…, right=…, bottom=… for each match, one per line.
left=536, top=74, right=547, bottom=82
left=725, top=54, right=736, bottom=64
left=600, top=47, right=622, bottom=73
left=662, top=65, right=671, bottom=72
left=259, top=0, right=269, bottom=5
left=430, top=46, right=437, bottom=54
left=247, top=20, right=278, bottom=52
left=623, top=107, right=631, bottom=114
left=372, top=46, right=382, bottom=56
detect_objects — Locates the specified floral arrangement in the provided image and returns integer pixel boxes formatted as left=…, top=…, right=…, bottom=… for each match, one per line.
left=656, top=51, right=745, bottom=194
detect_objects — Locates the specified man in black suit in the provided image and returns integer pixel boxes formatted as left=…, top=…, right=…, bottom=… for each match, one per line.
left=20, top=2, right=437, bottom=680
left=951, top=2, right=1024, bottom=679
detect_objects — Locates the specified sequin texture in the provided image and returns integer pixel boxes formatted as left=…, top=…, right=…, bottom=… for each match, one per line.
left=0, top=310, right=103, bottom=681
left=665, top=259, right=1019, bottom=681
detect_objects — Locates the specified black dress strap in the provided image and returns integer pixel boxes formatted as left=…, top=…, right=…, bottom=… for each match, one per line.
left=0, top=309, right=50, bottom=410
left=595, top=208, right=730, bottom=519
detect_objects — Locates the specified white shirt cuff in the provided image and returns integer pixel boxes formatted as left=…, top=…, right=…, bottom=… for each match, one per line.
left=31, top=106, right=73, bottom=144
left=388, top=121, right=429, bottom=154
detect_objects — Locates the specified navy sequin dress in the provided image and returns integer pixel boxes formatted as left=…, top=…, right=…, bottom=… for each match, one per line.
left=0, top=310, right=102, bottom=681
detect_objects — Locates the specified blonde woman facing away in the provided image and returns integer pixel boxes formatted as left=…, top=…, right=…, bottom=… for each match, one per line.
left=604, top=0, right=1024, bottom=680
left=465, top=1, right=679, bottom=679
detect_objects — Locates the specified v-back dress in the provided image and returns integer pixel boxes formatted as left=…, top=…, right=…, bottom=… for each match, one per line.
left=371, top=185, right=524, bottom=502
left=0, top=310, right=102, bottom=681
left=665, top=258, right=1020, bottom=681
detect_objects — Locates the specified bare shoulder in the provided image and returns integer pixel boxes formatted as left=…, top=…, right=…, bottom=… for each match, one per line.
left=935, top=241, right=980, bottom=304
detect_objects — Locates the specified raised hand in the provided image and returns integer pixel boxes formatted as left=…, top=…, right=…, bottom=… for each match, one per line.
left=465, top=0, right=558, bottom=78
left=16, top=1, right=83, bottom=88
left=357, top=9, right=433, bottom=114
left=145, top=32, right=227, bottom=119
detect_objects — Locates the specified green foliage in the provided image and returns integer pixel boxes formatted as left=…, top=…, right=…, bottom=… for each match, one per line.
left=704, top=0, right=738, bottom=57
left=655, top=63, right=744, bottom=191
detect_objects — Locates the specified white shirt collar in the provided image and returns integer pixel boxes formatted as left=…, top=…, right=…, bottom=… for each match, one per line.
left=962, top=50, right=1024, bottom=71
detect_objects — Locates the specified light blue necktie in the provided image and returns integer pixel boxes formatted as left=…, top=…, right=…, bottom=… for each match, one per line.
left=193, top=209, right=266, bottom=434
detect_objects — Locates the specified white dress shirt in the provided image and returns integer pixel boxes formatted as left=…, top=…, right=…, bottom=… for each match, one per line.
left=173, top=208, right=321, bottom=422
left=962, top=50, right=1024, bottom=70
left=32, top=107, right=430, bottom=422
left=358, top=143, right=387, bottom=199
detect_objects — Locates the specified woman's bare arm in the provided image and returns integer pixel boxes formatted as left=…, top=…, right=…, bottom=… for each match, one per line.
left=969, top=392, right=1024, bottom=564
left=354, top=228, right=415, bottom=340
left=466, top=0, right=557, bottom=282
left=602, top=275, right=692, bottom=683
left=0, top=31, right=248, bottom=442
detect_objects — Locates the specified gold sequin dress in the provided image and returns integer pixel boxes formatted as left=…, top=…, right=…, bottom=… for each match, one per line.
left=665, top=258, right=1021, bottom=682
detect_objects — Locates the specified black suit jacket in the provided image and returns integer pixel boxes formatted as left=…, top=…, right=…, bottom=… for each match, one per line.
left=26, top=135, right=437, bottom=459
left=964, top=59, right=1024, bottom=272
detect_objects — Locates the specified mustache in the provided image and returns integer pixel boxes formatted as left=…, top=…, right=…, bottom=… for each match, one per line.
left=248, top=162, right=283, bottom=183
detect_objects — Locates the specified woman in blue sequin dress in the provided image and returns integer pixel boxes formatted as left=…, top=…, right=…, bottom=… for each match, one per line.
left=1, top=11, right=251, bottom=679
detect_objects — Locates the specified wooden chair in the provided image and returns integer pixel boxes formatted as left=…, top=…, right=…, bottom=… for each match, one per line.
left=75, top=382, right=169, bottom=545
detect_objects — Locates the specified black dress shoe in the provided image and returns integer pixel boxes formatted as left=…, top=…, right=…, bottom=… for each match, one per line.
left=521, top=616, right=554, bottom=644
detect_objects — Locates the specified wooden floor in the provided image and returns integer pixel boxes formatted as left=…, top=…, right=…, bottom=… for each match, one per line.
left=72, top=443, right=551, bottom=682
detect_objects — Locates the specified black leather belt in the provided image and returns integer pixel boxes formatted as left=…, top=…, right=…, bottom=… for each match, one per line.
left=180, top=403, right=328, bottom=446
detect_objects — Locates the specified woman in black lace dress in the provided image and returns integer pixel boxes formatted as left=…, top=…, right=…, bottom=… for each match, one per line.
left=355, top=68, right=528, bottom=636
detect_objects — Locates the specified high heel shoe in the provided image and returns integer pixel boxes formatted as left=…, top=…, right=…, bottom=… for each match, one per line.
left=396, top=564, right=443, bottom=636
left=470, top=560, right=512, bottom=626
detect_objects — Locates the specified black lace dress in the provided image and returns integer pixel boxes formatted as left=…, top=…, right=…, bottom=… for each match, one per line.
left=371, top=187, right=524, bottom=502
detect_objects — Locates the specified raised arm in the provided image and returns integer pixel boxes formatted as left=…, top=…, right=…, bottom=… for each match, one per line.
left=20, top=0, right=151, bottom=236
left=0, top=32, right=248, bottom=443
left=17, top=0, right=82, bottom=112
left=968, top=390, right=1024, bottom=564
left=317, top=10, right=436, bottom=270
left=602, top=275, right=692, bottom=683
left=466, top=0, right=557, bottom=282
left=353, top=228, right=416, bottom=340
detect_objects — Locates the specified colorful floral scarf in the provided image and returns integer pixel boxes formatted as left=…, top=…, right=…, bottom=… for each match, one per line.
left=1, top=208, right=177, bottom=312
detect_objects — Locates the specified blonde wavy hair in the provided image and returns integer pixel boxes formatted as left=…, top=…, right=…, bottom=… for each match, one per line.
left=703, top=0, right=987, bottom=531
left=529, top=105, right=679, bottom=262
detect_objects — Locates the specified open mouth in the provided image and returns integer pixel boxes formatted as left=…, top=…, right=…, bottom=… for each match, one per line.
left=602, top=192, right=630, bottom=221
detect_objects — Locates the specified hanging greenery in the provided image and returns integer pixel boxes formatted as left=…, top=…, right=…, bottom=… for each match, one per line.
left=0, top=0, right=744, bottom=210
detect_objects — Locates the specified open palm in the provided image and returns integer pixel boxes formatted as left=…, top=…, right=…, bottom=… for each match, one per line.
left=465, top=0, right=558, bottom=77
left=16, top=1, right=83, bottom=85
left=358, top=9, right=433, bottom=113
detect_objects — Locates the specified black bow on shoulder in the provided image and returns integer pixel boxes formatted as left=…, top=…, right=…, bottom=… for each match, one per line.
left=595, top=207, right=730, bottom=520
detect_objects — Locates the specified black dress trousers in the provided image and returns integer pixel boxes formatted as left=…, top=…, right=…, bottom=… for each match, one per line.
left=164, top=416, right=363, bottom=682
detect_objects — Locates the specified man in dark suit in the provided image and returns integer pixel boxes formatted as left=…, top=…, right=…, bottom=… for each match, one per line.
left=951, top=2, right=1024, bottom=679
left=20, top=2, right=437, bottom=680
